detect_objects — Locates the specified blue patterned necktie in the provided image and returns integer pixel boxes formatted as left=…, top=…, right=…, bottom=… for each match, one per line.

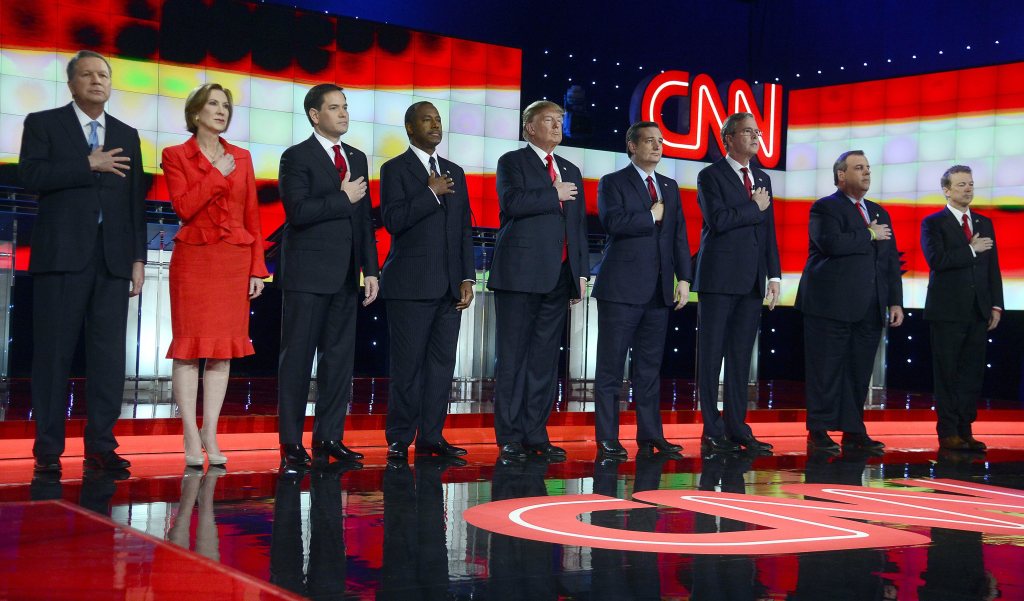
left=87, top=120, right=99, bottom=151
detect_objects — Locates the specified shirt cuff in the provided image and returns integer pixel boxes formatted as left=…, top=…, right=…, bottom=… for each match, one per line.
left=970, top=247, right=977, bottom=258
left=462, top=279, right=476, bottom=283
left=992, top=306, right=1003, bottom=313
left=768, top=277, right=782, bottom=283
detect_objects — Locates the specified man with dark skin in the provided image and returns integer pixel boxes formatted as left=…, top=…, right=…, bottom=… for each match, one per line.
left=379, top=101, right=475, bottom=461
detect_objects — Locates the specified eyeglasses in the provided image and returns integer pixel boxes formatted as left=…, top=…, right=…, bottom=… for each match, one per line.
left=734, top=128, right=762, bottom=137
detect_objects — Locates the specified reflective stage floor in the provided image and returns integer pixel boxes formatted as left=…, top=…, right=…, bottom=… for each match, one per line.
left=2, top=440, right=1024, bottom=600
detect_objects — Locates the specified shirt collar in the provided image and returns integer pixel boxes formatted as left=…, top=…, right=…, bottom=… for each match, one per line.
left=724, top=154, right=749, bottom=172
left=843, top=192, right=866, bottom=204
left=946, top=204, right=971, bottom=222
left=312, top=129, right=341, bottom=153
left=408, top=144, right=438, bottom=173
left=527, top=142, right=555, bottom=165
left=632, top=161, right=656, bottom=181
left=72, top=101, right=105, bottom=130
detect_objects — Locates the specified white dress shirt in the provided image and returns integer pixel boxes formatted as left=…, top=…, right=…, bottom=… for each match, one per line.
left=312, top=130, right=351, bottom=174
left=72, top=102, right=105, bottom=148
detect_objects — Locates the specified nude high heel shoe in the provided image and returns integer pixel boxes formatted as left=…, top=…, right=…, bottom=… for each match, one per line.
left=184, top=436, right=204, bottom=468
left=201, top=431, right=227, bottom=467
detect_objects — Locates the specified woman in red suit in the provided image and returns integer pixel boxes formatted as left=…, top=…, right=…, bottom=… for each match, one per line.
left=162, top=83, right=268, bottom=468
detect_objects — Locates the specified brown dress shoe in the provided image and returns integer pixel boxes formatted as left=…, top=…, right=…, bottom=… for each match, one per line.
left=938, top=435, right=969, bottom=450
left=961, top=435, right=987, bottom=451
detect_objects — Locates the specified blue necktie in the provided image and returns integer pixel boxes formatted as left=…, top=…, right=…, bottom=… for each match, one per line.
left=87, top=120, right=99, bottom=151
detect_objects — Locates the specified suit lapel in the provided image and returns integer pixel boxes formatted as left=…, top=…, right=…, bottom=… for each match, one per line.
left=715, top=159, right=748, bottom=198
left=59, top=104, right=92, bottom=157
left=305, top=135, right=340, bottom=184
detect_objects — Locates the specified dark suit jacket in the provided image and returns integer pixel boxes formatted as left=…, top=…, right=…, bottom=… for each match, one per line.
left=19, top=103, right=147, bottom=278
left=379, top=148, right=473, bottom=300
left=693, top=158, right=780, bottom=295
left=592, top=165, right=691, bottom=305
left=487, top=146, right=589, bottom=296
left=922, top=208, right=1003, bottom=322
left=795, top=190, right=903, bottom=321
left=277, top=135, right=378, bottom=293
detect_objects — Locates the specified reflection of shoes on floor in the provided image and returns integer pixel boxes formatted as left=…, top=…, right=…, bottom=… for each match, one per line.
left=415, top=455, right=468, bottom=470
left=386, top=441, right=409, bottom=460
left=84, top=467, right=131, bottom=482
left=841, top=446, right=884, bottom=461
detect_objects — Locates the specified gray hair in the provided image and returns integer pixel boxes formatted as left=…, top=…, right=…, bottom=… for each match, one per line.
left=720, top=112, right=753, bottom=151
left=66, top=50, right=111, bottom=81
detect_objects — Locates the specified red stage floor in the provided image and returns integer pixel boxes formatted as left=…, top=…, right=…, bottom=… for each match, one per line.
left=1, top=378, right=1023, bottom=599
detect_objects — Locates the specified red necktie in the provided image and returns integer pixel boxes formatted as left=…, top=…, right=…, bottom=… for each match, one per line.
left=332, top=144, right=347, bottom=180
left=547, top=154, right=567, bottom=262
left=646, top=175, right=658, bottom=208
left=857, top=201, right=870, bottom=225
left=962, top=214, right=972, bottom=242
left=740, top=167, right=752, bottom=199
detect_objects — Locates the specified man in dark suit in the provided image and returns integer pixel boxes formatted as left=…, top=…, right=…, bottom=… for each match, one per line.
left=379, top=101, right=474, bottom=461
left=277, top=83, right=379, bottom=469
left=488, top=100, right=589, bottom=461
left=19, top=50, right=147, bottom=473
left=796, top=150, right=904, bottom=453
left=592, top=121, right=690, bottom=459
left=922, top=165, right=1003, bottom=451
left=693, top=112, right=780, bottom=454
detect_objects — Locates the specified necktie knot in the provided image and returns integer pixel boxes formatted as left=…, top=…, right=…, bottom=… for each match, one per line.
left=87, top=120, right=99, bottom=151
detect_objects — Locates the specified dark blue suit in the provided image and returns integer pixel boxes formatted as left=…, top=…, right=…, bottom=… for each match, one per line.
left=379, top=148, right=474, bottom=447
left=796, top=190, right=903, bottom=433
left=921, top=208, right=1002, bottom=439
left=19, top=103, right=147, bottom=457
left=487, top=145, right=589, bottom=446
left=277, top=135, right=379, bottom=445
left=592, top=165, right=691, bottom=442
left=693, top=158, right=780, bottom=439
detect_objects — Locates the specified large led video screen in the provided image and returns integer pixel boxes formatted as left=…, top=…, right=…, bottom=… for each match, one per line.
left=781, top=63, right=1024, bottom=309
left=0, top=0, right=523, bottom=267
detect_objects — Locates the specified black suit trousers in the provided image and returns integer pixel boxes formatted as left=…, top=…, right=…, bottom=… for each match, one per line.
left=385, top=297, right=462, bottom=446
left=32, top=226, right=129, bottom=456
left=803, top=300, right=882, bottom=434
left=696, top=291, right=761, bottom=439
left=930, top=319, right=987, bottom=438
left=277, top=282, right=358, bottom=444
left=492, top=263, right=573, bottom=446
left=594, top=281, right=669, bottom=442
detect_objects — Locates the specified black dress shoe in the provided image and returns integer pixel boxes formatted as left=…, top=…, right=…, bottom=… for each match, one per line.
left=841, top=432, right=885, bottom=451
left=701, top=435, right=741, bottom=453
left=280, top=444, right=312, bottom=468
left=638, top=438, right=683, bottom=454
left=416, top=439, right=468, bottom=457
left=499, top=442, right=527, bottom=460
left=312, top=440, right=364, bottom=463
left=525, top=442, right=566, bottom=457
left=83, top=451, right=131, bottom=470
left=33, top=454, right=62, bottom=473
left=387, top=441, right=409, bottom=459
left=807, top=430, right=840, bottom=452
left=731, top=436, right=773, bottom=452
left=597, top=439, right=628, bottom=458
